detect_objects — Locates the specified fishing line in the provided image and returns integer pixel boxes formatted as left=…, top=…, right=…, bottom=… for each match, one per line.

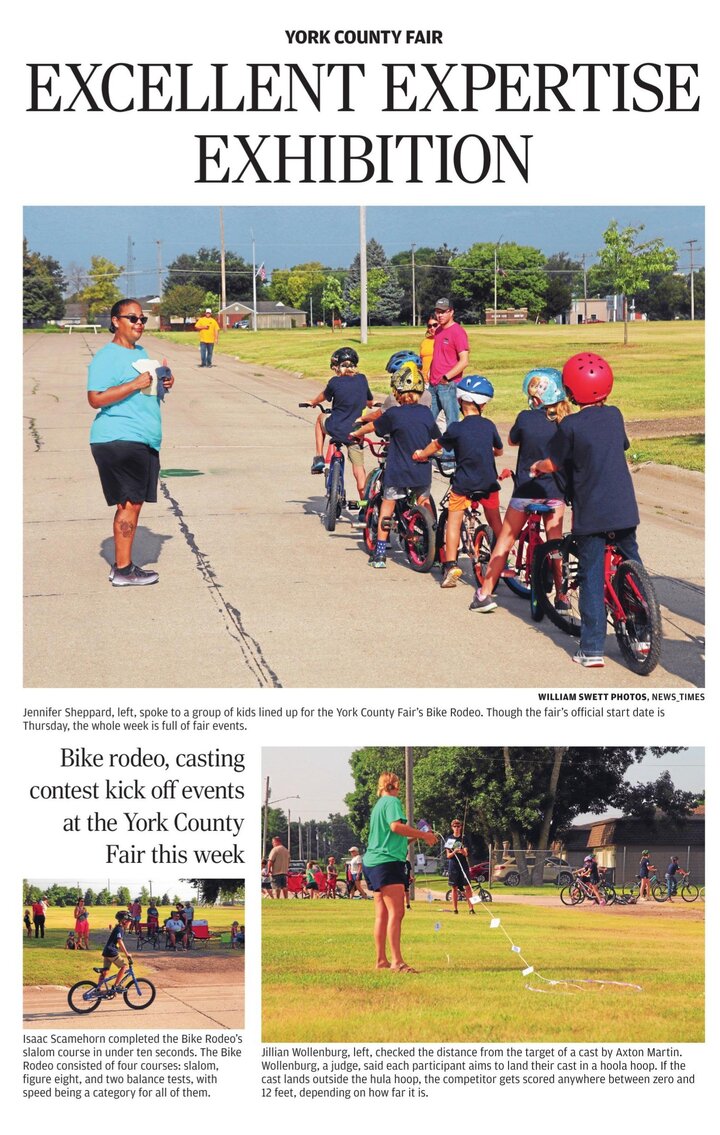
left=418, top=825, right=642, bottom=996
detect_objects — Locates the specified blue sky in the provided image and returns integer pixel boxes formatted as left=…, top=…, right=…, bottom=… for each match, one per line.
left=24, top=205, right=704, bottom=296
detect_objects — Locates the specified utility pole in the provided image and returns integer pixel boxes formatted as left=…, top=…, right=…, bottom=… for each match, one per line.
left=251, top=230, right=258, bottom=332
left=359, top=206, right=368, bottom=344
left=154, top=241, right=163, bottom=300
left=411, top=242, right=417, bottom=326
left=125, top=237, right=135, bottom=295
left=493, top=235, right=503, bottom=326
left=582, top=253, right=588, bottom=325
left=685, top=239, right=699, bottom=322
left=219, top=207, right=227, bottom=321
left=405, top=746, right=415, bottom=901
left=262, top=776, right=271, bottom=858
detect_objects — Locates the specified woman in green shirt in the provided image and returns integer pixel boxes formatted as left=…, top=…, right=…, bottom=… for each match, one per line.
left=362, top=772, right=438, bottom=973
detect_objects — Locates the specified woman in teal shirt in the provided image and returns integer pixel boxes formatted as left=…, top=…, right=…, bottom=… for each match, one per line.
left=363, top=772, right=438, bottom=973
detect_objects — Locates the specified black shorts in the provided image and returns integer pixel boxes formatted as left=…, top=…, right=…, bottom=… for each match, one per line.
left=447, top=864, right=469, bottom=888
left=91, top=441, right=160, bottom=506
left=363, top=860, right=406, bottom=891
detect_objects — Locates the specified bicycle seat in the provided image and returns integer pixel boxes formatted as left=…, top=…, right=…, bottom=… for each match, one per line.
left=525, top=502, right=555, bottom=514
left=92, top=967, right=105, bottom=973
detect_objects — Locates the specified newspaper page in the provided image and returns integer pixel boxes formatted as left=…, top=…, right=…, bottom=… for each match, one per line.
left=6, top=0, right=712, bottom=1129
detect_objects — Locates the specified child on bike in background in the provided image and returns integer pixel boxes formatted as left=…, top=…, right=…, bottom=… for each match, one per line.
left=412, top=374, right=503, bottom=589
left=470, top=367, right=570, bottom=613
left=530, top=353, right=641, bottom=668
left=351, top=361, right=441, bottom=569
left=96, top=911, right=133, bottom=996
left=309, top=347, right=374, bottom=500
left=577, top=855, right=606, bottom=905
left=665, top=856, right=687, bottom=902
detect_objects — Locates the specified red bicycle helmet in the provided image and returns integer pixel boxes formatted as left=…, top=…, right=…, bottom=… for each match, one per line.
left=562, top=353, right=614, bottom=404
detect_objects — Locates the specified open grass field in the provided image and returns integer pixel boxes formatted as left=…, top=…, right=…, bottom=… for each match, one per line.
left=155, top=320, right=704, bottom=422
left=23, top=904, right=243, bottom=987
left=262, top=898, right=703, bottom=1043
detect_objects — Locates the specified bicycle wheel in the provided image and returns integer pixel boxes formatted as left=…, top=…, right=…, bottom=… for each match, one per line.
left=622, top=881, right=641, bottom=902
left=503, top=526, right=532, bottom=597
left=403, top=505, right=436, bottom=572
left=600, top=884, right=616, bottom=906
left=560, top=885, right=582, bottom=906
left=123, top=978, right=157, bottom=1010
left=652, top=882, right=669, bottom=903
left=612, top=559, right=662, bottom=675
left=531, top=538, right=581, bottom=635
left=477, top=887, right=492, bottom=903
left=681, top=883, right=699, bottom=903
left=363, top=493, right=381, bottom=554
left=471, top=524, right=494, bottom=587
left=324, top=460, right=342, bottom=532
left=67, top=980, right=103, bottom=1014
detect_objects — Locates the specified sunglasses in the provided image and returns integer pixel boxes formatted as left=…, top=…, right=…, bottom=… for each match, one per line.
left=118, top=314, right=148, bottom=325
left=428, top=323, right=439, bottom=329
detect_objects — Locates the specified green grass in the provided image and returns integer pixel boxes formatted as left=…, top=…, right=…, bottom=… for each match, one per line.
left=628, top=434, right=705, bottom=473
left=262, top=899, right=703, bottom=1043
left=23, top=904, right=242, bottom=986
left=154, top=321, right=704, bottom=422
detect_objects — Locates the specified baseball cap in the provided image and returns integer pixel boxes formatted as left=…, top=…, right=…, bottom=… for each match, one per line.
left=434, top=297, right=452, bottom=311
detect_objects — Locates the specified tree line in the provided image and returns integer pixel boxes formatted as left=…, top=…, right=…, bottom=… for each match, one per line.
left=344, top=746, right=700, bottom=862
left=24, top=222, right=703, bottom=329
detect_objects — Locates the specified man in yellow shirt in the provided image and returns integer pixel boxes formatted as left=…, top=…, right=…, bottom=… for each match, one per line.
left=195, top=307, right=219, bottom=368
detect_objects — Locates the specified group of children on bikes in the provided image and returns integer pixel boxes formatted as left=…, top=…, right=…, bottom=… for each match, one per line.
left=307, top=340, right=642, bottom=669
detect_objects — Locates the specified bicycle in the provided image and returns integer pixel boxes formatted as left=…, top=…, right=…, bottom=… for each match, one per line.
left=432, top=459, right=494, bottom=587
left=622, top=871, right=668, bottom=903
left=299, top=404, right=371, bottom=533
left=444, top=880, right=493, bottom=904
left=662, top=871, right=700, bottom=903
left=67, top=959, right=156, bottom=1013
left=530, top=532, right=662, bottom=674
left=559, top=872, right=616, bottom=906
left=363, top=484, right=436, bottom=572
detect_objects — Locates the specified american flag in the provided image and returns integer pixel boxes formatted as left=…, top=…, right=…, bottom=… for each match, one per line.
left=256, top=263, right=267, bottom=282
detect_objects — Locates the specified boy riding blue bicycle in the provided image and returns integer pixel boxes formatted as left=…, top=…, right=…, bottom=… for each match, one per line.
left=96, top=910, right=133, bottom=996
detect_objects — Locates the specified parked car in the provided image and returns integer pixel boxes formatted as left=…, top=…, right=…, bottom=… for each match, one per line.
left=468, top=860, right=490, bottom=882
left=493, top=855, right=573, bottom=887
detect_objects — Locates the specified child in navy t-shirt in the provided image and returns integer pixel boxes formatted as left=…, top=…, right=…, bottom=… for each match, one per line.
left=530, top=353, right=641, bottom=668
left=412, top=375, right=502, bottom=588
left=470, top=367, right=570, bottom=612
left=351, top=363, right=441, bottom=569
left=308, top=348, right=374, bottom=499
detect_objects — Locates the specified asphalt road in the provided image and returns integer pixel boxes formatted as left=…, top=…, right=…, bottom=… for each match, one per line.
left=23, top=332, right=704, bottom=688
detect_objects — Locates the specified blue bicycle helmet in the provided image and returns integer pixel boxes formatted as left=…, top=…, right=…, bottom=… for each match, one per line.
left=456, top=374, right=494, bottom=404
left=386, top=350, right=423, bottom=373
left=522, top=367, right=566, bottom=408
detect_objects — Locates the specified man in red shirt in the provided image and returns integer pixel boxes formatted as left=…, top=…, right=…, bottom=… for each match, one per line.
left=427, top=297, right=470, bottom=463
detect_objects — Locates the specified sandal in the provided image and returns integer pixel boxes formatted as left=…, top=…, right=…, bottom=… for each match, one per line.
left=390, top=963, right=419, bottom=974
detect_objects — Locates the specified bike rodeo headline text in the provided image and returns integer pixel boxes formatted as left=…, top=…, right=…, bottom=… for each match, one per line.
left=26, top=37, right=699, bottom=186
left=28, top=746, right=246, bottom=867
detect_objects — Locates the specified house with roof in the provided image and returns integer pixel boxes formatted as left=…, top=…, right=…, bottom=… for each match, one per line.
left=560, top=806, right=705, bottom=885
left=219, top=300, right=307, bottom=330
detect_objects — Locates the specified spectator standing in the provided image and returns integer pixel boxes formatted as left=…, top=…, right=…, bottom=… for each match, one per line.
left=32, top=896, right=48, bottom=938
left=427, top=298, right=470, bottom=460
left=268, top=836, right=290, bottom=899
left=419, top=315, right=438, bottom=381
left=195, top=307, right=220, bottom=368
